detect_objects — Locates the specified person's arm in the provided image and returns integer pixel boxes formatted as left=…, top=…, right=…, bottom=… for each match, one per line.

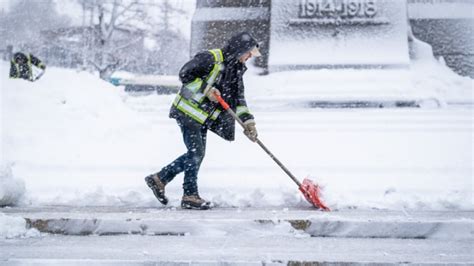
left=236, top=72, right=257, bottom=142
left=9, top=60, right=18, bottom=78
left=179, top=52, right=214, bottom=85
left=236, top=74, right=254, bottom=123
left=179, top=51, right=219, bottom=102
left=29, top=54, right=46, bottom=70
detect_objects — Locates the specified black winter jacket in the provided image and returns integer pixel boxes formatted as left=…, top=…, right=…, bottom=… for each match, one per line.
left=170, top=34, right=257, bottom=141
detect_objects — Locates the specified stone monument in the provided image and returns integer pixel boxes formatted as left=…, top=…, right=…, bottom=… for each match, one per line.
left=268, top=0, right=410, bottom=72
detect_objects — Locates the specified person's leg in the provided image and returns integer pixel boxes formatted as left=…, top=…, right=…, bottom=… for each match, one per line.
left=182, top=125, right=207, bottom=196
left=181, top=125, right=211, bottom=209
left=147, top=119, right=210, bottom=209
left=146, top=119, right=201, bottom=205
left=157, top=120, right=205, bottom=187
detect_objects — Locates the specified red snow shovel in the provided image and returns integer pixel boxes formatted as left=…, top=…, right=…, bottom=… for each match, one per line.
left=214, top=93, right=330, bottom=211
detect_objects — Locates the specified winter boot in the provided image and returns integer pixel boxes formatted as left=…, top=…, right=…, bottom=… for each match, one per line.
left=181, top=195, right=212, bottom=210
left=145, top=174, right=168, bottom=205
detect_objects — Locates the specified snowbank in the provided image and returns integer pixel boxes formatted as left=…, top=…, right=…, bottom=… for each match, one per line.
left=0, top=164, right=25, bottom=207
left=1, top=62, right=155, bottom=206
left=1, top=62, right=148, bottom=168
left=244, top=37, right=472, bottom=107
left=409, top=38, right=473, bottom=104
left=0, top=213, right=39, bottom=239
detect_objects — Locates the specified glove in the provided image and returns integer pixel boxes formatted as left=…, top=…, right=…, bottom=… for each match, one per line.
left=204, top=86, right=220, bottom=103
left=243, top=119, right=258, bottom=142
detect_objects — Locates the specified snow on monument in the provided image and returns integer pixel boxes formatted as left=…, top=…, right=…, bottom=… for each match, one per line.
left=268, top=0, right=409, bottom=71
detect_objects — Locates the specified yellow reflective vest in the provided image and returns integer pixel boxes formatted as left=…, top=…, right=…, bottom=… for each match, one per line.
left=172, top=49, right=224, bottom=124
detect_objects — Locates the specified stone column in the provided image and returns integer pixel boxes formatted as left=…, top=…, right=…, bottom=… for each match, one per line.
left=190, top=0, right=271, bottom=70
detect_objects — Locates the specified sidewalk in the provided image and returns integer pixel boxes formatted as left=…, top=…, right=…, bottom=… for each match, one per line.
left=1, top=206, right=473, bottom=239
left=1, top=206, right=473, bottom=265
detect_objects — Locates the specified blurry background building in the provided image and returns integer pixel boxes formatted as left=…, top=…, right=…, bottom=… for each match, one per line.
left=0, top=0, right=472, bottom=78
left=191, top=0, right=473, bottom=77
left=191, top=0, right=270, bottom=70
left=0, top=0, right=190, bottom=79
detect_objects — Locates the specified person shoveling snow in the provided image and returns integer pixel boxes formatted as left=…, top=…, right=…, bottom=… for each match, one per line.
left=145, top=31, right=328, bottom=211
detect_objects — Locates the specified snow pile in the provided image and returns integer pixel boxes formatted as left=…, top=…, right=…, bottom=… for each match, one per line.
left=1, top=63, right=148, bottom=168
left=0, top=62, right=175, bottom=207
left=306, top=213, right=473, bottom=240
left=244, top=38, right=472, bottom=107
left=0, top=164, right=25, bottom=207
left=0, top=213, right=40, bottom=239
left=63, top=187, right=157, bottom=207
left=409, top=38, right=473, bottom=104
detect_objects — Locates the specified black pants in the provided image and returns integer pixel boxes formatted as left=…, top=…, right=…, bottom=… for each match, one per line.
left=158, top=119, right=207, bottom=196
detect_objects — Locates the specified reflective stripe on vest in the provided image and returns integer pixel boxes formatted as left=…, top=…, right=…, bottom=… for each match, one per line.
left=185, top=78, right=203, bottom=93
left=27, top=55, right=33, bottom=80
left=173, top=95, right=208, bottom=124
left=236, top=106, right=250, bottom=117
left=173, top=49, right=224, bottom=124
left=173, top=95, right=221, bottom=124
left=206, top=49, right=223, bottom=85
left=210, top=109, right=221, bottom=120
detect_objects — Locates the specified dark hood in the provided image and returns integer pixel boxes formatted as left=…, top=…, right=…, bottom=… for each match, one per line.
left=13, top=52, right=28, bottom=63
left=222, top=32, right=259, bottom=62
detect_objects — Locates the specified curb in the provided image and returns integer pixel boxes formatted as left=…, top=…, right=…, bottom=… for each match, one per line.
left=23, top=216, right=473, bottom=240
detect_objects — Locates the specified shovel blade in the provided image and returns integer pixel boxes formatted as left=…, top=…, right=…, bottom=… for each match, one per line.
left=299, top=178, right=330, bottom=211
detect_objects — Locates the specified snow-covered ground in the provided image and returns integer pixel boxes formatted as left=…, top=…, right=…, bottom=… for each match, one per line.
left=1, top=42, right=473, bottom=264
left=0, top=43, right=472, bottom=212
left=3, top=233, right=471, bottom=265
